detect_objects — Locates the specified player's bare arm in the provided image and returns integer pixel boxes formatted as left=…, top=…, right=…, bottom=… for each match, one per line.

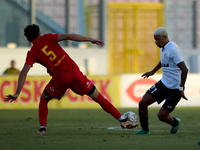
left=57, top=34, right=104, bottom=46
left=4, top=64, right=31, bottom=103
left=177, top=61, right=188, bottom=100
left=177, top=61, right=188, bottom=87
left=142, top=61, right=161, bottom=78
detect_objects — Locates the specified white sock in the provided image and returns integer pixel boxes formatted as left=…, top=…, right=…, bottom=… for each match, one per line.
left=117, top=115, right=126, bottom=121
left=40, top=126, right=46, bottom=129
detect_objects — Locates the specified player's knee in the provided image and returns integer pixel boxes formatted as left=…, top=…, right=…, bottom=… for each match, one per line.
left=139, top=100, right=148, bottom=108
left=157, top=113, right=166, bottom=122
left=138, top=100, right=143, bottom=107
left=139, top=93, right=155, bottom=108
left=41, top=90, right=52, bottom=101
left=86, top=85, right=96, bottom=96
left=87, top=85, right=99, bottom=100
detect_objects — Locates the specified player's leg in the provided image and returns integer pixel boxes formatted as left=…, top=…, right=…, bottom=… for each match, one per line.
left=87, top=85, right=135, bottom=128
left=158, top=107, right=173, bottom=124
left=158, top=107, right=181, bottom=134
left=88, top=86, right=121, bottom=119
left=34, top=90, right=52, bottom=135
left=159, top=90, right=181, bottom=134
left=134, top=80, right=167, bottom=134
left=134, top=93, right=156, bottom=134
left=34, top=74, right=73, bottom=135
left=71, top=72, right=136, bottom=128
left=34, top=74, right=70, bottom=135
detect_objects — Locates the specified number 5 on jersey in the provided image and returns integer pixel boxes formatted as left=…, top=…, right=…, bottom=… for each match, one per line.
left=42, top=45, right=57, bottom=61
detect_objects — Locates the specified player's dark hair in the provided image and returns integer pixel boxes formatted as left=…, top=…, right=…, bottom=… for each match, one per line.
left=24, top=24, right=40, bottom=42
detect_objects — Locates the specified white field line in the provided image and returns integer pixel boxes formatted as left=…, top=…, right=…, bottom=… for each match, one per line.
left=50, top=123, right=199, bottom=133
left=107, top=124, right=197, bottom=133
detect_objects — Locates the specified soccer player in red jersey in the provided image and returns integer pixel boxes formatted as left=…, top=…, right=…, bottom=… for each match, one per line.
left=4, top=24, right=136, bottom=135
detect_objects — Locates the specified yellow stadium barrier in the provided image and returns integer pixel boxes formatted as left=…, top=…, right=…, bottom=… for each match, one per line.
left=108, top=3, right=164, bottom=74
left=0, top=75, right=121, bottom=109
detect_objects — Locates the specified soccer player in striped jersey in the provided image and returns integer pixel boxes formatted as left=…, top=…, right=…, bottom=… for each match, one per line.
left=134, top=27, right=188, bottom=135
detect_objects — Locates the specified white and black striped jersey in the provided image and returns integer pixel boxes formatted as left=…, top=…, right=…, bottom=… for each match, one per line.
left=160, top=41, right=184, bottom=89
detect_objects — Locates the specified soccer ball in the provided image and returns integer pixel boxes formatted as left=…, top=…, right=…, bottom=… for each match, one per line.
left=123, top=111, right=139, bottom=126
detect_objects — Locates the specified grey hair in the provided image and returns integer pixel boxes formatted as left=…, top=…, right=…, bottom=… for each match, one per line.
left=154, top=27, right=168, bottom=37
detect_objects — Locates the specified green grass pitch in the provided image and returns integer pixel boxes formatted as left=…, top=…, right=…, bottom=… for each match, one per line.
left=0, top=107, right=199, bottom=150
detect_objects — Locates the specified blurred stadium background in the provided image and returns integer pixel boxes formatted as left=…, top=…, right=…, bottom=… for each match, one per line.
left=0, top=0, right=200, bottom=109
left=0, top=0, right=199, bottom=75
left=0, top=2, right=200, bottom=149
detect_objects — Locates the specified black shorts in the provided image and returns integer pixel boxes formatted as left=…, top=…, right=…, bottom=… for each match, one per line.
left=146, top=80, right=181, bottom=112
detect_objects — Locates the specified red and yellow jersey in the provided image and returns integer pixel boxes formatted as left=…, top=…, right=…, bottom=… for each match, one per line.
left=25, top=33, right=79, bottom=76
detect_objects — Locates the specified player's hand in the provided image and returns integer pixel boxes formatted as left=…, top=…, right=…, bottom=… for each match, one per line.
left=4, top=94, right=19, bottom=103
left=90, top=39, right=104, bottom=46
left=179, top=91, right=188, bottom=100
left=141, top=71, right=154, bottom=78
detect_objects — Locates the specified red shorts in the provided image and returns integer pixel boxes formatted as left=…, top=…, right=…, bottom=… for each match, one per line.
left=45, top=69, right=93, bottom=100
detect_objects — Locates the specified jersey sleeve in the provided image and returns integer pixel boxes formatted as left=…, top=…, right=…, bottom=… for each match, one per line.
left=46, top=33, right=59, bottom=42
left=170, top=48, right=184, bottom=64
left=25, top=51, right=36, bottom=66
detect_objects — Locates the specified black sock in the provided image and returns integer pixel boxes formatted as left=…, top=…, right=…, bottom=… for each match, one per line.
left=140, top=118, right=149, bottom=131
left=39, top=127, right=46, bottom=132
left=171, top=117, right=178, bottom=127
